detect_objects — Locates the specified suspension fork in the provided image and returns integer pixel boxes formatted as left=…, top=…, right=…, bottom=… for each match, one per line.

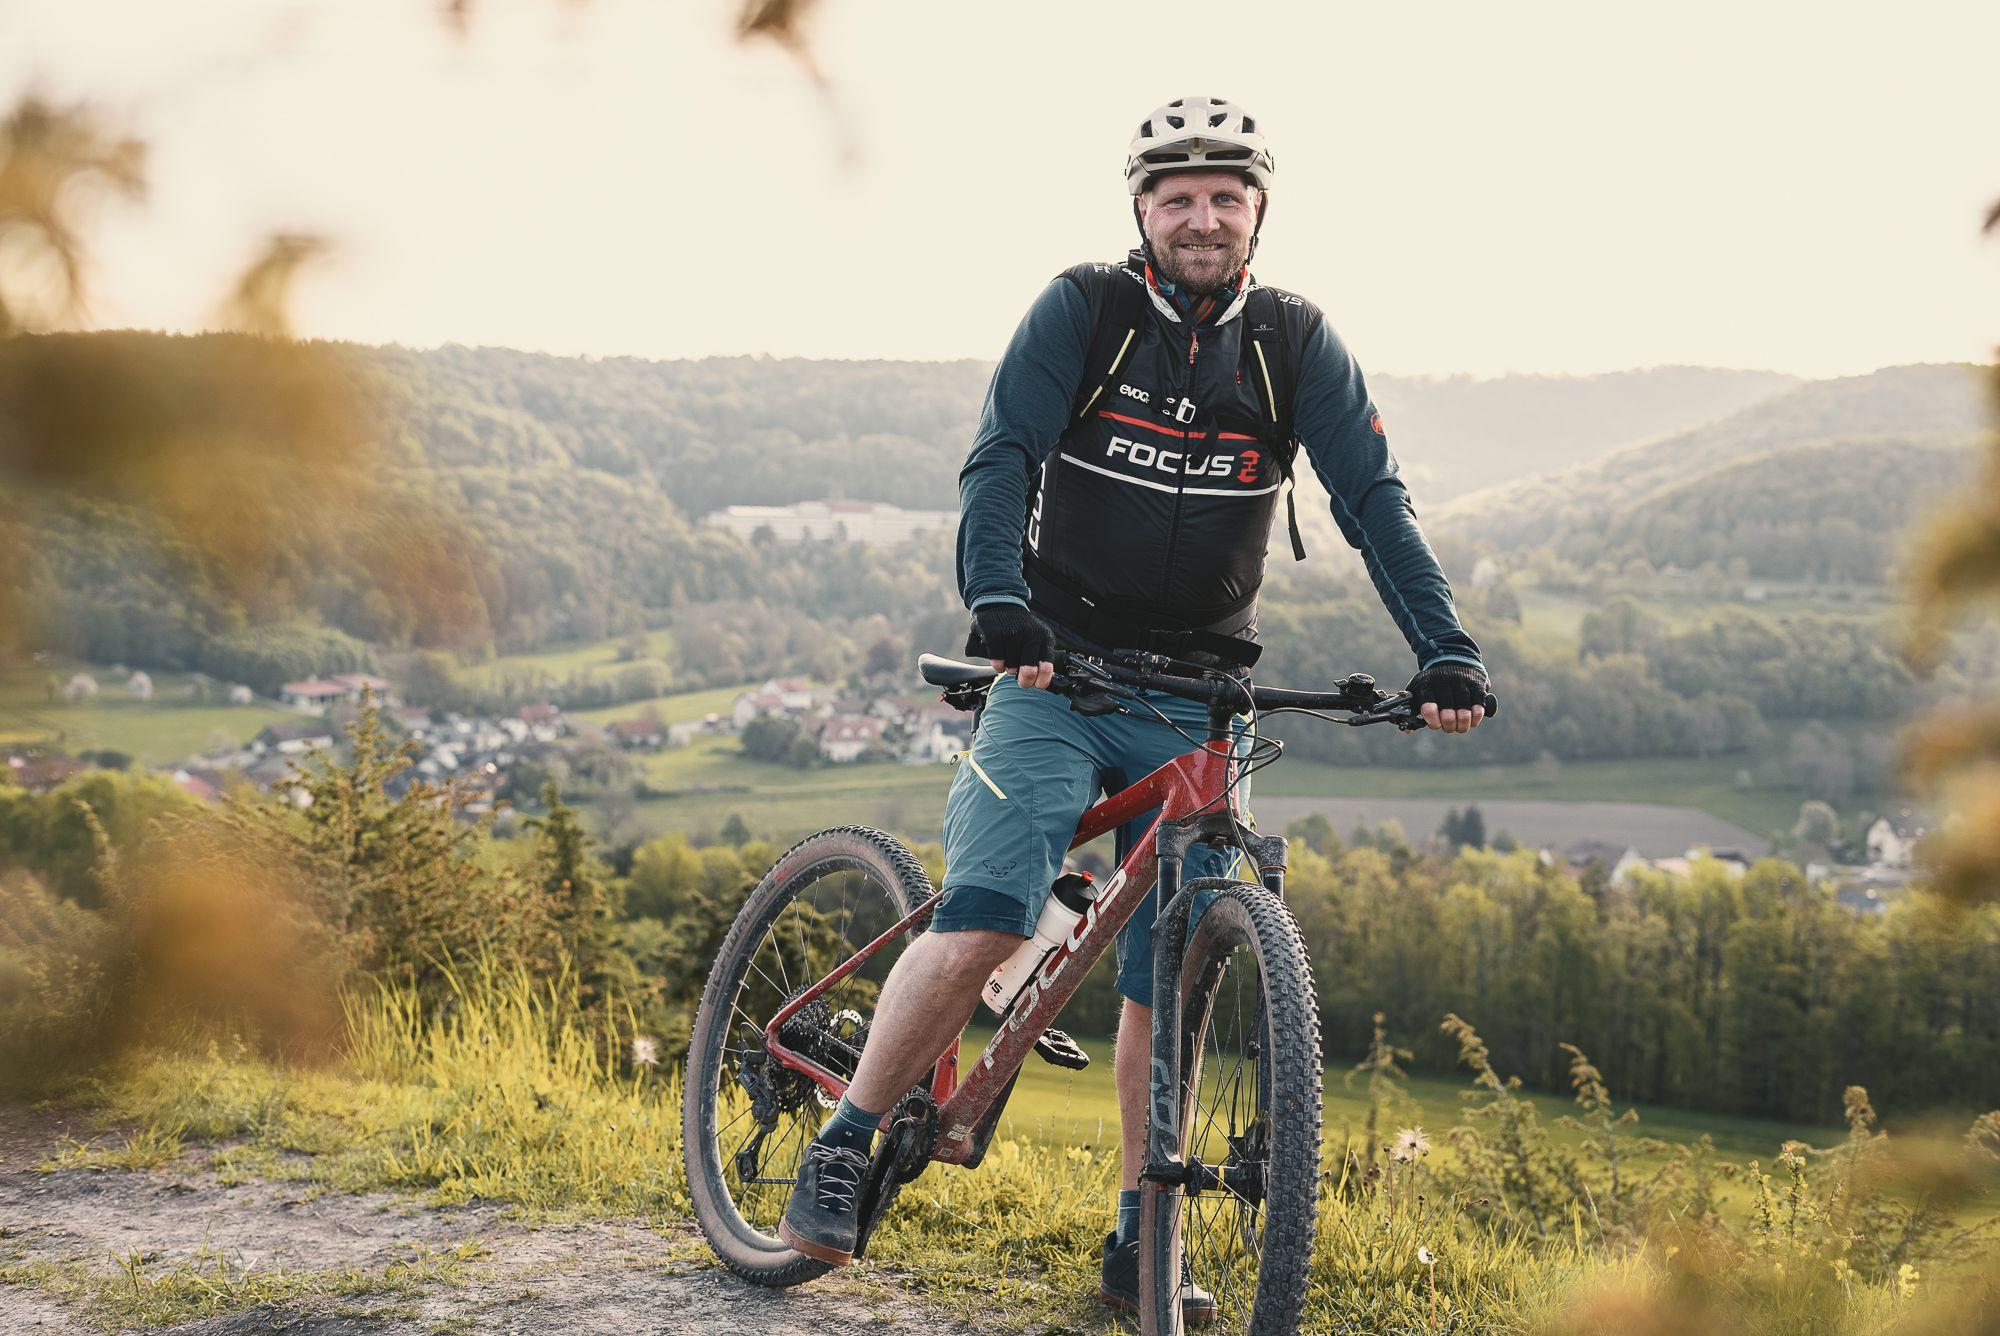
left=1141, top=812, right=1289, bottom=1331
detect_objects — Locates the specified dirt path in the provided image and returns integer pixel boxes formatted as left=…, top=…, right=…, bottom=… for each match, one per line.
left=0, top=1108, right=1001, bottom=1334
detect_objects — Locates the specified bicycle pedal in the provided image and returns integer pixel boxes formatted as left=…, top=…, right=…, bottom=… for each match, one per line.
left=1034, top=1028, right=1090, bottom=1070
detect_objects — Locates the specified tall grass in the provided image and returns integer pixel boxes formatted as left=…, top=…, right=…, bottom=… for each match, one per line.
left=69, top=965, right=2000, bottom=1334
left=85, top=964, right=688, bottom=1220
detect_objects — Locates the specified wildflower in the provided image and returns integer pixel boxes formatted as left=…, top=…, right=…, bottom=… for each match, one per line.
left=1896, top=1263, right=1920, bottom=1301
left=1391, top=1127, right=1432, bottom=1162
left=631, top=1036, right=660, bottom=1067
left=1417, top=1245, right=1440, bottom=1327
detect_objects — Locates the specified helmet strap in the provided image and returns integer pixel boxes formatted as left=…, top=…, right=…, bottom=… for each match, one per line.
left=1132, top=197, right=1161, bottom=271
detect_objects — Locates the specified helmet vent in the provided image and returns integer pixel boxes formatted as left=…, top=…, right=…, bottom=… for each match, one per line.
left=1208, top=112, right=1227, bottom=127
left=1169, top=98, right=1184, bottom=107
left=1139, top=120, right=1153, bottom=137
left=1164, top=114, right=1184, bottom=129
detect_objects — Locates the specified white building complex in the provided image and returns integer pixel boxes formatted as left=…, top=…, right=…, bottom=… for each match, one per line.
left=703, top=500, right=958, bottom=546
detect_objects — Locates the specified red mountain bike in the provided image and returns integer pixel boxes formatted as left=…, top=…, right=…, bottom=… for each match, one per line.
left=682, top=649, right=1492, bottom=1333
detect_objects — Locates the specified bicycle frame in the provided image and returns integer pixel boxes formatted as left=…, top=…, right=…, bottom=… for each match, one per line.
left=762, top=726, right=1288, bottom=1167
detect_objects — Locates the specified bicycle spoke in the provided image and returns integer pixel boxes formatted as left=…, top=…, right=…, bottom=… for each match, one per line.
left=696, top=855, right=917, bottom=1245
left=1178, top=934, right=1277, bottom=1330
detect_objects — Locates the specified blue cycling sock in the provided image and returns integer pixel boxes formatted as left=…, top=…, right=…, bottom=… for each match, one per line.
left=1115, top=1188, right=1143, bottom=1247
left=817, top=1095, right=885, bottom=1156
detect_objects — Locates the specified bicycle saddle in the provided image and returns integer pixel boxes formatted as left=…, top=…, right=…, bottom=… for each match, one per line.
left=918, top=654, right=999, bottom=688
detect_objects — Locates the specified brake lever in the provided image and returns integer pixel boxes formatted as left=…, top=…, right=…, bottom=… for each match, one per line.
left=1051, top=657, right=1138, bottom=717
left=1363, top=690, right=1500, bottom=732
left=1343, top=690, right=1427, bottom=731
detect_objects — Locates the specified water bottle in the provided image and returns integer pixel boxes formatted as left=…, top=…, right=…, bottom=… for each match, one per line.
left=981, top=872, right=1097, bottom=1015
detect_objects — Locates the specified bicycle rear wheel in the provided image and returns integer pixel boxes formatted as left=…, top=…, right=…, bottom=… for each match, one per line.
left=1141, top=879, right=1322, bottom=1334
left=681, top=825, right=934, bottom=1286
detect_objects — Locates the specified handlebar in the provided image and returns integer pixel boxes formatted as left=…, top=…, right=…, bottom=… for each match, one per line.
left=919, top=649, right=1497, bottom=732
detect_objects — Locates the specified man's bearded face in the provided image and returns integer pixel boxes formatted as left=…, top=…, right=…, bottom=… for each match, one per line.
left=1139, top=170, right=1260, bottom=296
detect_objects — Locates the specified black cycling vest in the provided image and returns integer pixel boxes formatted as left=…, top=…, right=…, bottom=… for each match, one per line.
left=1023, top=254, right=1307, bottom=655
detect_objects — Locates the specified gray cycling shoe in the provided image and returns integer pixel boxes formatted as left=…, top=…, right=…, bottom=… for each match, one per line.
left=1098, top=1229, right=1218, bottom=1325
left=778, top=1141, right=872, bottom=1265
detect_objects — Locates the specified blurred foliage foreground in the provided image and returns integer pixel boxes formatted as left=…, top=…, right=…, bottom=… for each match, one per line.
left=2, top=86, right=1999, bottom=1335
left=0, top=710, right=1996, bottom=1332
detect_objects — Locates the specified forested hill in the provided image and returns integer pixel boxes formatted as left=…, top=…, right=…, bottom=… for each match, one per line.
left=1370, top=366, right=1796, bottom=501
left=375, top=343, right=1796, bottom=515
left=374, top=346, right=993, bottom=514
left=4, top=330, right=1972, bottom=692
left=1436, top=363, right=1991, bottom=579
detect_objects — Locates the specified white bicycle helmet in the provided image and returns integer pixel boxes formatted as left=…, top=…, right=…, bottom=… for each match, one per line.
left=1125, top=96, right=1275, bottom=195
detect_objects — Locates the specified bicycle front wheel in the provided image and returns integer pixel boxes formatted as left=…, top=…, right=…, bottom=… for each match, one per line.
left=1141, top=879, right=1323, bottom=1334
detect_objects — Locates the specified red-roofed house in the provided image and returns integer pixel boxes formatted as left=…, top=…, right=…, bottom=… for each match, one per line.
left=280, top=679, right=349, bottom=711
left=331, top=672, right=395, bottom=700
left=281, top=674, right=396, bottom=713
left=819, top=715, right=887, bottom=763
left=768, top=677, right=814, bottom=700
left=608, top=716, right=665, bottom=749
left=171, top=769, right=221, bottom=801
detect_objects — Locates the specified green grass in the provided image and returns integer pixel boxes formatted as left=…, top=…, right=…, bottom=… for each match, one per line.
left=458, top=629, right=675, bottom=689
left=587, top=717, right=1883, bottom=847
left=0, top=664, right=295, bottom=765
left=47, top=965, right=1989, bottom=1334
left=0, top=1239, right=486, bottom=1331
left=1254, top=753, right=1811, bottom=842
left=968, top=1024, right=1837, bottom=1200
left=598, top=733, right=952, bottom=842
left=566, top=681, right=755, bottom=729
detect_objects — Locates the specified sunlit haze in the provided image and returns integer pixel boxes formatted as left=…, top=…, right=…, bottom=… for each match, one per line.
left=10, top=0, right=1999, bottom=376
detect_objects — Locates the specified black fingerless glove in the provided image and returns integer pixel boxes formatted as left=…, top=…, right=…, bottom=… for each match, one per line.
left=966, top=602, right=1056, bottom=668
left=1406, top=661, right=1491, bottom=712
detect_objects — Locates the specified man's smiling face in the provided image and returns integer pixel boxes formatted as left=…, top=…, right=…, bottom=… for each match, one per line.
left=1137, top=169, right=1261, bottom=296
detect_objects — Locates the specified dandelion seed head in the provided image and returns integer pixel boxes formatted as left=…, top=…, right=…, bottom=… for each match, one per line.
left=1391, top=1126, right=1432, bottom=1162
left=1417, top=1246, right=1436, bottom=1266
left=630, top=1035, right=660, bottom=1067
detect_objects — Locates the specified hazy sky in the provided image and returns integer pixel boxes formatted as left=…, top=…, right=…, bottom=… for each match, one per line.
left=9, top=0, right=1999, bottom=376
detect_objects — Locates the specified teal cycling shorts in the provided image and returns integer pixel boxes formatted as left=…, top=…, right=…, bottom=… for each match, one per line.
left=933, top=672, right=1249, bottom=1005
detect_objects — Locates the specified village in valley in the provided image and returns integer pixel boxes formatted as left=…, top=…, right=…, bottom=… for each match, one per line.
left=4, top=663, right=973, bottom=822
left=2, top=659, right=1933, bottom=909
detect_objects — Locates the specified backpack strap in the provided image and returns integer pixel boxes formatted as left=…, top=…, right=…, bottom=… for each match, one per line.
left=1243, top=286, right=1307, bottom=560
left=1060, top=262, right=1150, bottom=422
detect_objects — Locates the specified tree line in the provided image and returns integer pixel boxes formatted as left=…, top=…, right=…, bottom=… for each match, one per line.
left=7, top=720, right=1993, bottom=1122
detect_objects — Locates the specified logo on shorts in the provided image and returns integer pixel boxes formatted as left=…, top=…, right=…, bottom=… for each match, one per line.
left=982, top=859, right=1017, bottom=880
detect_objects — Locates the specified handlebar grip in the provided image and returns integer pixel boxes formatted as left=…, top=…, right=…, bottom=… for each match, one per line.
left=1483, top=693, right=1498, bottom=718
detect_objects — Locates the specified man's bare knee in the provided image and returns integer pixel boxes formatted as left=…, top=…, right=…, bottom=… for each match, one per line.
left=940, top=928, right=1024, bottom=972
left=928, top=927, right=1027, bottom=982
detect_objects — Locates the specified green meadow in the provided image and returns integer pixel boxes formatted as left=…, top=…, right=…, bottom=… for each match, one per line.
left=971, top=1022, right=1836, bottom=1180
left=456, top=628, right=676, bottom=689
left=0, top=664, right=294, bottom=765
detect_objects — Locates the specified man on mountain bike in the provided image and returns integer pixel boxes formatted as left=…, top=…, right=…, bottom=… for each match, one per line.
left=782, top=96, right=1490, bottom=1318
